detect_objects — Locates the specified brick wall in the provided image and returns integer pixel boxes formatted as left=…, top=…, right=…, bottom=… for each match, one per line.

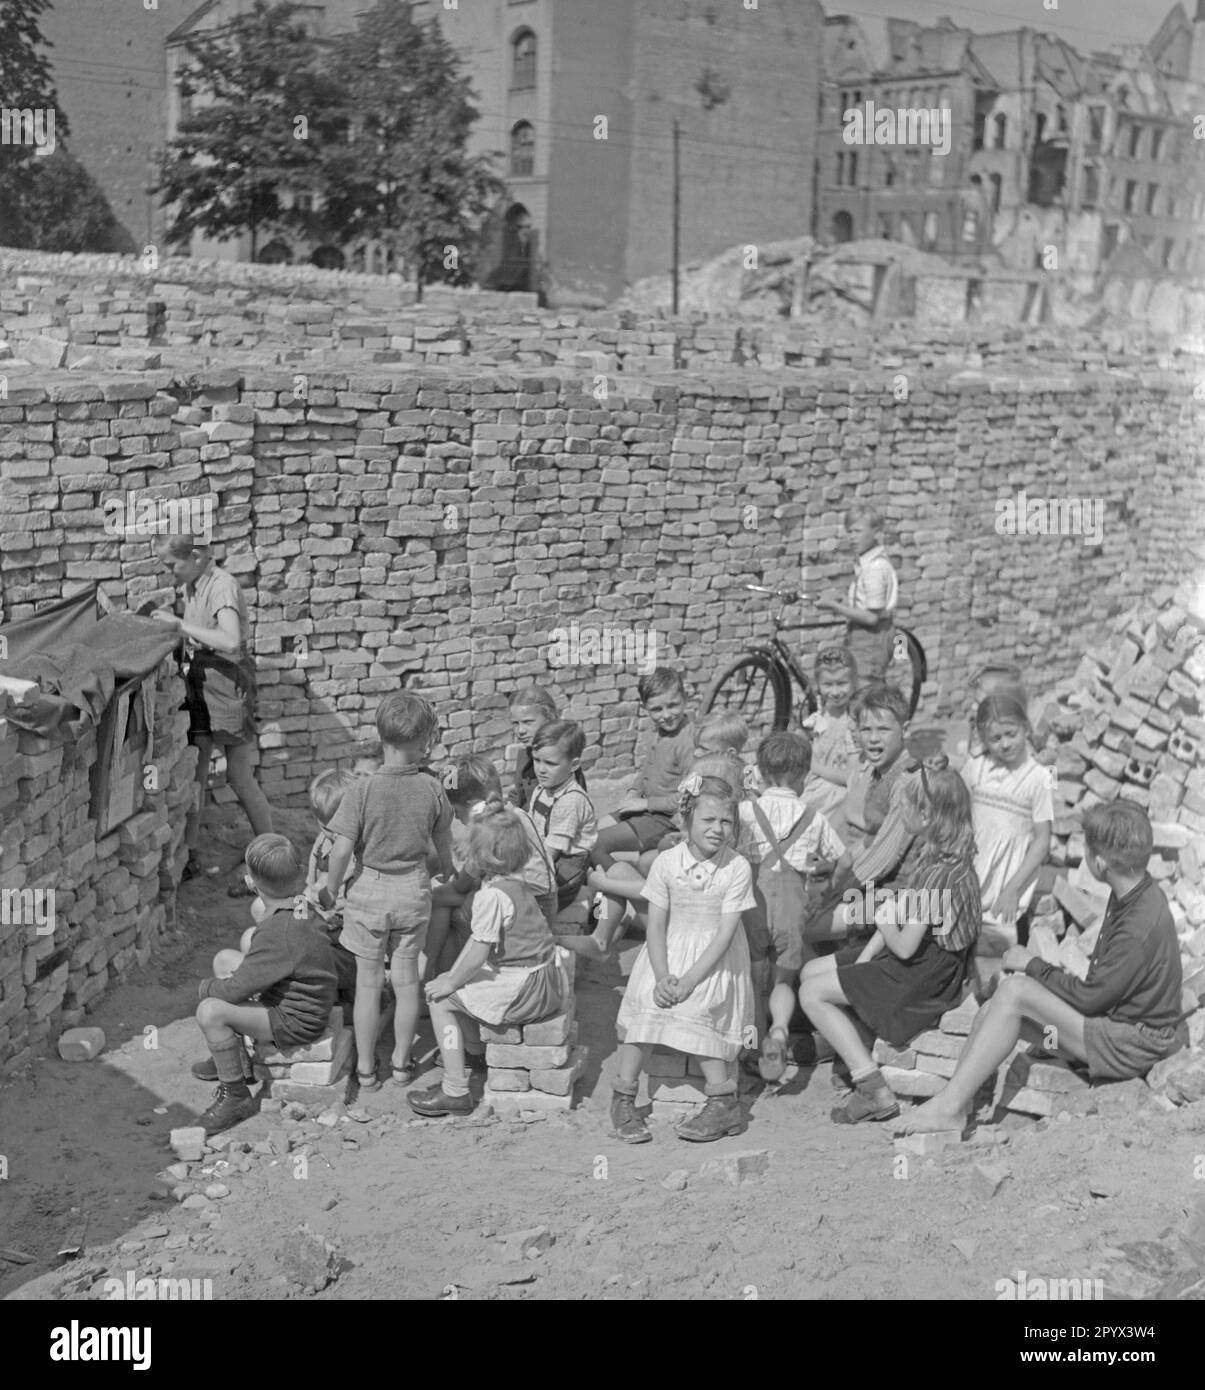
left=0, top=665, right=194, bottom=1074
left=2, top=362, right=1202, bottom=814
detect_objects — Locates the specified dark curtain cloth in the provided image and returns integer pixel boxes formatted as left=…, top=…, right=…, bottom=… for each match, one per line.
left=0, top=588, right=180, bottom=738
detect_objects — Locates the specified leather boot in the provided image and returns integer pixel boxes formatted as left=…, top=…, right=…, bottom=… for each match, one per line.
left=610, top=1082, right=651, bottom=1144
left=677, top=1083, right=744, bottom=1143
left=831, top=1067, right=900, bottom=1124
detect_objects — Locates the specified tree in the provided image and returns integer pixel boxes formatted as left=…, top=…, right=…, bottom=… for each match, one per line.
left=154, top=0, right=341, bottom=259
left=317, top=2, right=503, bottom=298
left=12, top=151, right=134, bottom=252
left=0, top=0, right=70, bottom=246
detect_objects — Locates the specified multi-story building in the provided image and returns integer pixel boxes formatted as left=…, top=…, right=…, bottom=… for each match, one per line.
left=158, top=0, right=824, bottom=303
left=817, top=16, right=998, bottom=258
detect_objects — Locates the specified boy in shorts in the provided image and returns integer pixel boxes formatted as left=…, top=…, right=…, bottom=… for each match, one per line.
left=816, top=503, right=899, bottom=693
left=320, top=692, right=454, bottom=1089
left=193, top=835, right=340, bottom=1134
left=901, top=799, right=1188, bottom=1135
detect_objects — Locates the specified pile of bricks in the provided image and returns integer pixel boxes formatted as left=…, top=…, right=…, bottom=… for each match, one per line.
left=644, top=1046, right=720, bottom=1118
left=0, top=661, right=193, bottom=1072
left=251, top=1006, right=353, bottom=1102
left=874, top=993, right=981, bottom=1101
left=480, top=949, right=586, bottom=1115
left=1028, top=578, right=1205, bottom=1026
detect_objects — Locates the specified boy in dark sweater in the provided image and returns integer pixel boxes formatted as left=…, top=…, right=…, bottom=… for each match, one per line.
left=194, top=834, right=339, bottom=1134
left=902, top=799, right=1188, bottom=1135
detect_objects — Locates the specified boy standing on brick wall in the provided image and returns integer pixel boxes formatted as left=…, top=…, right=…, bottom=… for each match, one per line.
left=901, top=800, right=1188, bottom=1135
left=816, top=503, right=899, bottom=693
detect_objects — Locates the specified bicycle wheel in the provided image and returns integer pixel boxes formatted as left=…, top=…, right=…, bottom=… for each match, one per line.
left=885, top=628, right=926, bottom=720
left=702, top=652, right=790, bottom=746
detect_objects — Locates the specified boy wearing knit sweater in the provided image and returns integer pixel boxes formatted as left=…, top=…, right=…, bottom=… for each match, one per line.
left=902, top=799, right=1187, bottom=1135
left=193, top=834, right=339, bottom=1135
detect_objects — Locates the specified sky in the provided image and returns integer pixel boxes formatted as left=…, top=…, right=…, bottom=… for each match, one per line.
left=829, top=0, right=1185, bottom=53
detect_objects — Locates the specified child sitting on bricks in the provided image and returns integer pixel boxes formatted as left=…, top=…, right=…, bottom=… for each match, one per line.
left=610, top=773, right=756, bottom=1145
left=800, top=767, right=981, bottom=1126
left=588, top=666, right=695, bottom=871
left=585, top=712, right=753, bottom=960
left=409, top=808, right=567, bottom=1117
left=507, top=685, right=588, bottom=809
left=805, top=684, right=923, bottom=950
left=526, top=720, right=597, bottom=922
left=193, top=834, right=341, bottom=1134
left=800, top=647, right=861, bottom=830
left=427, top=756, right=558, bottom=987
left=302, top=768, right=361, bottom=1005
left=901, top=799, right=1188, bottom=1136
left=320, top=691, right=455, bottom=1092
left=739, top=731, right=849, bottom=1083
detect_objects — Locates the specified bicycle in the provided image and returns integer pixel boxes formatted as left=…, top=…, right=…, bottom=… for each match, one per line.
left=702, top=584, right=927, bottom=743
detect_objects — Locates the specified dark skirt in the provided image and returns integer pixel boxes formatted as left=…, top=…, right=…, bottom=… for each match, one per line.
left=838, top=936, right=973, bottom=1048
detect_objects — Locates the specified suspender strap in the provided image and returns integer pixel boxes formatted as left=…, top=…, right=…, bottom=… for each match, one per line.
left=751, top=803, right=815, bottom=872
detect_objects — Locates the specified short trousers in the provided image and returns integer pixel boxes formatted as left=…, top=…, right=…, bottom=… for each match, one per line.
left=616, top=810, right=677, bottom=850
left=1083, top=1015, right=1186, bottom=1083
left=266, top=1007, right=330, bottom=1051
left=339, top=864, right=431, bottom=964
left=555, top=852, right=589, bottom=909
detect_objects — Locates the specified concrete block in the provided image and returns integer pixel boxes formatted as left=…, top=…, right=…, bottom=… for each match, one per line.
left=872, top=1040, right=916, bottom=1068
left=1007, top=1054, right=1090, bottom=1093
left=266, top=1078, right=347, bottom=1106
left=939, top=997, right=980, bottom=1035
left=255, top=1022, right=341, bottom=1065
left=647, top=1075, right=708, bottom=1104
left=697, top=1149, right=771, bottom=1185
left=286, top=1029, right=353, bottom=1085
left=916, top=1054, right=959, bottom=1078
left=907, top=1030, right=965, bottom=1060
left=487, top=1068, right=531, bottom=1092
left=170, top=1127, right=207, bottom=1162
left=479, top=1022, right=522, bottom=1044
left=530, top=1046, right=586, bottom=1096
left=881, top=1066, right=944, bottom=1098
left=56, top=1026, right=105, bottom=1061
left=645, top=1048, right=688, bottom=1077
left=522, top=1009, right=573, bottom=1047
left=482, top=1085, right=573, bottom=1114
left=485, top=1041, right=571, bottom=1069
left=894, top=1129, right=963, bottom=1156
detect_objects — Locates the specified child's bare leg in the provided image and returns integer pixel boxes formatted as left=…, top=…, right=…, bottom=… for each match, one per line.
left=797, top=969, right=875, bottom=1076
left=424, top=906, right=452, bottom=985
left=615, top=1040, right=650, bottom=1087
left=352, top=956, right=384, bottom=1078
left=767, top=974, right=798, bottom=1040
left=389, top=941, right=423, bottom=1074
left=587, top=863, right=646, bottom=897
left=697, top=1057, right=732, bottom=1088
left=904, top=976, right=1088, bottom=1133
left=429, top=997, right=470, bottom=1095
left=563, top=890, right=624, bottom=961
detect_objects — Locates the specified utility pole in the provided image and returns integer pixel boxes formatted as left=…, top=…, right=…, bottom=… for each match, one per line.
left=672, top=117, right=681, bottom=315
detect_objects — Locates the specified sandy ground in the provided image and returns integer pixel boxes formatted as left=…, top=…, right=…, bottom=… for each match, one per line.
left=2, top=781, right=1204, bottom=1303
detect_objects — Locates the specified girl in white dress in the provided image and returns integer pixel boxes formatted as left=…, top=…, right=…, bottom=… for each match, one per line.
left=960, top=692, right=1053, bottom=957
left=611, top=774, right=756, bottom=1145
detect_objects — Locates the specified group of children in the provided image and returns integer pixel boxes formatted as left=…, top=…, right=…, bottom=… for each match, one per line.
left=189, top=503, right=1189, bottom=1143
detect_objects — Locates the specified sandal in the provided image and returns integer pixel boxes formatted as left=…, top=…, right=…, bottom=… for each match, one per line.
left=758, top=1031, right=788, bottom=1084
left=390, top=1063, right=414, bottom=1086
left=356, top=1068, right=383, bottom=1093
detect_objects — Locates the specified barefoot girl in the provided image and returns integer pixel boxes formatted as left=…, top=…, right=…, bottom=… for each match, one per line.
left=798, top=767, right=981, bottom=1124
left=610, top=774, right=756, bottom=1145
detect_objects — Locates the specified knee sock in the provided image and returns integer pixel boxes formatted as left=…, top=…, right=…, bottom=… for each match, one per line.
left=704, top=1078, right=738, bottom=1098
left=212, top=1037, right=251, bottom=1092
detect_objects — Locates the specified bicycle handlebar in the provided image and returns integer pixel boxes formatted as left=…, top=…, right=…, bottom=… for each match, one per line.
left=743, top=583, right=802, bottom=603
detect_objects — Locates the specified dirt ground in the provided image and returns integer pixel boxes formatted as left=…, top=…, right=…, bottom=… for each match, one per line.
left=2, top=783, right=1204, bottom=1304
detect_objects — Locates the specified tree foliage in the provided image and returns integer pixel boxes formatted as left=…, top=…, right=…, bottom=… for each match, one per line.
left=155, top=0, right=503, bottom=289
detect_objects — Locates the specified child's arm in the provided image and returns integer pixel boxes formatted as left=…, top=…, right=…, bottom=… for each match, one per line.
left=320, top=834, right=355, bottom=909
left=855, top=929, right=886, bottom=964
left=1021, top=915, right=1151, bottom=1018
left=431, top=794, right=456, bottom=881
left=426, top=938, right=492, bottom=998
left=199, top=930, right=291, bottom=1005
left=993, top=820, right=1052, bottom=922
left=674, top=911, right=744, bottom=998
left=875, top=900, right=929, bottom=961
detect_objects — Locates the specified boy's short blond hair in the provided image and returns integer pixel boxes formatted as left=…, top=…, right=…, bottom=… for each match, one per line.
left=846, top=502, right=884, bottom=532
left=246, top=833, right=305, bottom=897
left=694, top=710, right=749, bottom=753
left=310, top=768, right=356, bottom=825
